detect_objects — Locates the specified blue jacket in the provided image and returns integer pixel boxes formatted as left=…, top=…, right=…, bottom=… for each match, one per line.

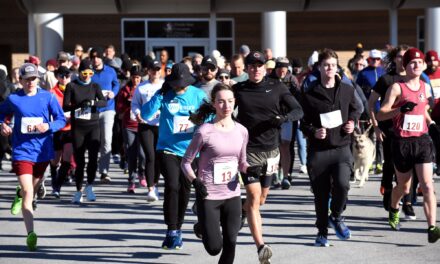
left=92, top=65, right=119, bottom=112
left=0, top=88, right=66, bottom=162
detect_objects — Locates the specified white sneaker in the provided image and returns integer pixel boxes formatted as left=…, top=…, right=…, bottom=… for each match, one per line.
left=72, top=191, right=83, bottom=204
left=300, top=165, right=308, bottom=174
left=146, top=188, right=159, bottom=202
left=85, top=185, right=96, bottom=201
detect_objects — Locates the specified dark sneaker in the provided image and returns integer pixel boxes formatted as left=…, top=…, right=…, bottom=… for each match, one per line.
left=272, top=182, right=281, bottom=189
left=162, top=230, right=182, bottom=250
left=428, top=226, right=440, bottom=243
left=388, top=209, right=401, bottom=230
left=100, top=173, right=111, bottom=184
left=328, top=215, right=351, bottom=240
left=402, top=204, right=416, bottom=220
left=26, top=231, right=37, bottom=251
left=11, top=186, right=23, bottom=215
left=314, top=233, right=330, bottom=247
left=176, top=230, right=183, bottom=249
left=193, top=222, right=202, bottom=239
left=32, top=199, right=38, bottom=211
left=257, top=244, right=272, bottom=264
left=281, top=178, right=291, bottom=190
left=37, top=182, right=46, bottom=199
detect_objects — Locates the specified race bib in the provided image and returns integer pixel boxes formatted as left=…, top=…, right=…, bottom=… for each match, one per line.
left=21, top=117, right=43, bottom=134
left=102, top=90, right=110, bottom=98
left=74, top=107, right=91, bottom=120
left=129, top=110, right=137, bottom=121
left=64, top=111, right=71, bottom=118
left=266, top=154, right=280, bottom=175
left=320, top=110, right=343, bottom=129
left=433, top=87, right=440, bottom=99
left=403, top=114, right=424, bottom=132
left=173, top=115, right=195, bottom=134
left=213, top=161, right=238, bottom=185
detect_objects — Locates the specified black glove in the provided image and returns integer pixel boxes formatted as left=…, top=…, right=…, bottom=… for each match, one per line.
left=192, top=178, right=208, bottom=199
left=269, top=115, right=287, bottom=127
left=400, top=102, right=417, bottom=113
left=80, top=100, right=93, bottom=108
left=159, top=82, right=172, bottom=96
left=246, top=165, right=262, bottom=178
left=429, top=122, right=440, bottom=142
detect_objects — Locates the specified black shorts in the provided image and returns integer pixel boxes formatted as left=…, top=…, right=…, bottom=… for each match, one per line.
left=53, top=131, right=72, bottom=151
left=392, top=134, right=434, bottom=173
left=241, top=148, right=280, bottom=188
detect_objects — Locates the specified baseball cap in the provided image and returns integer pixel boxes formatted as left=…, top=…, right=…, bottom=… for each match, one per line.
left=275, top=57, right=290, bottom=68
left=27, top=55, right=40, bottom=66
left=201, top=55, right=217, bottom=68
left=130, top=65, right=142, bottom=76
left=46, top=59, right=57, bottom=68
left=403, top=48, right=425, bottom=68
left=79, top=59, right=93, bottom=72
left=57, top=51, right=70, bottom=62
left=245, top=51, right=265, bottom=65
left=149, top=60, right=162, bottom=70
left=165, top=63, right=195, bottom=88
left=89, top=47, right=105, bottom=59
left=217, top=68, right=230, bottom=78
left=55, top=66, right=71, bottom=77
left=19, top=63, right=40, bottom=79
left=425, top=50, right=439, bottom=63
left=265, top=60, right=275, bottom=69
left=239, top=45, right=250, bottom=55
left=291, top=58, right=303, bottom=68
left=369, top=49, right=382, bottom=59
left=166, top=62, right=174, bottom=69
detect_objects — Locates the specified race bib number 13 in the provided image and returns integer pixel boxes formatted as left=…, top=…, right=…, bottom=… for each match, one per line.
left=213, top=161, right=238, bottom=185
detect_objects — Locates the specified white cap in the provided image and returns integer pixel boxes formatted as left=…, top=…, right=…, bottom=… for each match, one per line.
left=369, top=49, right=382, bottom=59
left=307, top=51, right=319, bottom=67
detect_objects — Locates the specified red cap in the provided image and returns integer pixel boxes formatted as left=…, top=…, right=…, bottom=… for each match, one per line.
left=403, top=48, right=425, bottom=68
left=425, top=50, right=439, bottom=63
left=28, top=55, right=40, bottom=66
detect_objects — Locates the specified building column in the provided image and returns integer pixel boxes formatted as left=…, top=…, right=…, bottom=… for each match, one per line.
left=209, top=0, right=217, bottom=54
left=28, top=13, right=64, bottom=63
left=389, top=8, right=398, bottom=47
left=262, top=11, right=286, bottom=58
left=425, top=7, right=440, bottom=52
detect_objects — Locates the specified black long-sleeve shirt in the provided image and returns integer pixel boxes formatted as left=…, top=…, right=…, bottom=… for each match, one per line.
left=233, top=78, right=303, bottom=152
left=63, top=80, right=107, bottom=125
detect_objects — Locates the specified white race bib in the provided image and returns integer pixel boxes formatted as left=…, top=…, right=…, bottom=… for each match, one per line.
left=21, top=117, right=43, bottom=134
left=102, top=90, right=110, bottom=98
left=320, top=110, right=343, bottom=129
left=213, top=161, right=238, bottom=185
left=74, top=107, right=91, bottom=120
left=433, top=87, right=440, bottom=99
left=173, top=116, right=195, bottom=134
left=266, top=154, right=280, bottom=175
left=403, top=114, right=424, bottom=132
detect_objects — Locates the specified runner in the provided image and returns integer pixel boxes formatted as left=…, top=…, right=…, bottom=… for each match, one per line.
left=182, top=83, right=249, bottom=264
left=63, top=59, right=107, bottom=204
left=376, top=48, right=440, bottom=243
left=0, top=62, right=66, bottom=251
left=141, top=63, right=206, bottom=249
left=300, top=48, right=361, bottom=246
left=233, top=51, right=303, bottom=263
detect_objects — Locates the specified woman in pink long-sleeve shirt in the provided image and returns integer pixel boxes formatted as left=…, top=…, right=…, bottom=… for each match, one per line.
left=181, top=83, right=249, bottom=264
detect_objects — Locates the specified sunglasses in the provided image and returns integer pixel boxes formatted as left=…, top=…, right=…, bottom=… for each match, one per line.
left=81, top=71, right=94, bottom=77
left=58, top=74, right=71, bottom=79
left=219, top=75, right=229, bottom=80
left=202, top=66, right=217, bottom=72
left=372, top=58, right=381, bottom=61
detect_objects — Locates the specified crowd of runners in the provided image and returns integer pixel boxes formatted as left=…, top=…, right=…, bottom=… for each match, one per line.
left=0, top=42, right=439, bottom=263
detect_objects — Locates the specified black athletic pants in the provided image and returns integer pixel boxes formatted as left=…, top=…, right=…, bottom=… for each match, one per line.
left=72, top=122, right=100, bottom=191
left=196, top=196, right=241, bottom=264
left=139, top=124, right=160, bottom=187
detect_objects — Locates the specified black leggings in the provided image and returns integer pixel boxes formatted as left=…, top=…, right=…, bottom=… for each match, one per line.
left=139, top=124, right=160, bottom=188
left=72, top=122, right=100, bottom=191
left=197, top=196, right=241, bottom=264
left=158, top=151, right=192, bottom=230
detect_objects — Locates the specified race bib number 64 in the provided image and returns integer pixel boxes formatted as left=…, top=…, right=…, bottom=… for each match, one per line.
left=21, top=117, right=43, bottom=134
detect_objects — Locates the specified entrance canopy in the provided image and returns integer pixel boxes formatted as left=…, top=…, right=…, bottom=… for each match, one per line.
left=17, top=0, right=440, bottom=14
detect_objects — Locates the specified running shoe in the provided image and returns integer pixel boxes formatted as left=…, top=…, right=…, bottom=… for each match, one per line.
left=138, top=175, right=147, bottom=187
left=37, top=181, right=46, bottom=199
left=127, top=183, right=135, bottom=193
left=11, top=186, right=23, bottom=215
left=193, top=222, right=202, bottom=239
left=402, top=204, right=416, bottom=220
left=146, top=188, right=159, bottom=202
left=300, top=165, right=308, bottom=174
left=52, top=187, right=61, bottom=199
left=112, top=154, right=120, bottom=164
left=100, top=173, right=111, bottom=183
left=32, top=199, right=37, bottom=211
left=328, top=215, right=351, bottom=240
left=162, top=230, right=182, bottom=250
left=388, top=209, right=401, bottom=230
left=26, top=231, right=37, bottom=251
left=176, top=229, right=183, bottom=248
left=257, top=244, right=272, bottom=264
left=314, top=233, right=330, bottom=247
left=71, top=191, right=83, bottom=204
left=85, top=185, right=96, bottom=201
left=428, top=226, right=440, bottom=243
left=375, top=163, right=383, bottom=174
left=154, top=186, right=160, bottom=200
left=281, top=178, right=291, bottom=190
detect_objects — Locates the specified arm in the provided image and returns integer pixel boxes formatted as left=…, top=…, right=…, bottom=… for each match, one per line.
left=141, top=90, right=163, bottom=121
left=131, top=86, right=142, bottom=116
left=353, top=82, right=367, bottom=118
left=181, top=130, right=204, bottom=182
left=368, top=90, right=385, bottom=141
left=280, top=87, right=304, bottom=122
left=63, top=83, right=74, bottom=111
left=238, top=128, right=250, bottom=173
left=115, top=87, right=130, bottom=114
left=107, top=70, right=120, bottom=99
left=43, top=94, right=66, bottom=133
left=94, top=83, right=108, bottom=107
left=376, top=83, right=401, bottom=121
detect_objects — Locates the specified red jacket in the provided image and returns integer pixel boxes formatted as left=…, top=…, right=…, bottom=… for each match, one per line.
left=116, top=83, right=138, bottom=131
left=50, top=83, right=71, bottom=131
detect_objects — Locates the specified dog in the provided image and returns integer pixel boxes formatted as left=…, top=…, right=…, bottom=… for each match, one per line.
left=353, top=125, right=376, bottom=187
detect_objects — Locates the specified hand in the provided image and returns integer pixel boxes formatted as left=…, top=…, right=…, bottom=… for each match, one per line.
left=400, top=101, right=417, bottom=113
left=270, top=115, right=287, bottom=127
left=246, top=165, right=262, bottom=178
left=314, top=128, right=326, bottom=139
left=135, top=113, right=145, bottom=123
left=343, top=120, right=354, bottom=134
left=0, top=123, right=12, bottom=136
left=80, top=100, right=94, bottom=108
left=35, top=123, right=49, bottom=133
left=374, top=126, right=385, bottom=142
left=107, top=91, right=115, bottom=99
left=192, top=178, right=208, bottom=199
left=159, top=82, right=172, bottom=96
